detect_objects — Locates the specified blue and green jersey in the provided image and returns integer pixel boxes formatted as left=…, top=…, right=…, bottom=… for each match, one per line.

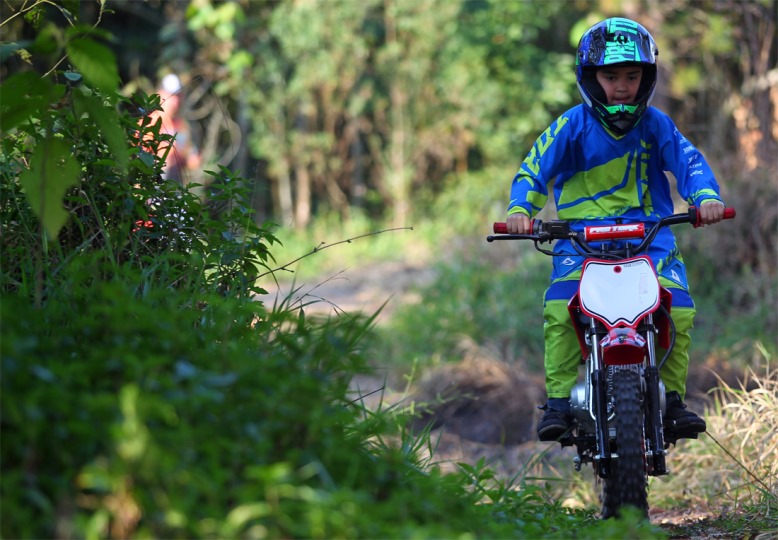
left=508, top=104, right=722, bottom=287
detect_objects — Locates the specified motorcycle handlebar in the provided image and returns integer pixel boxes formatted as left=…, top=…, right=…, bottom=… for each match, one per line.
left=489, top=207, right=736, bottom=245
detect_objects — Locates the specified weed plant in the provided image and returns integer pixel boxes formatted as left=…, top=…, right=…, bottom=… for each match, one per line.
left=270, top=209, right=429, bottom=283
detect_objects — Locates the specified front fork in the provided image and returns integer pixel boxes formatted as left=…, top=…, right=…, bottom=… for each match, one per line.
left=588, top=315, right=668, bottom=478
left=644, top=314, right=668, bottom=475
left=587, top=317, right=611, bottom=478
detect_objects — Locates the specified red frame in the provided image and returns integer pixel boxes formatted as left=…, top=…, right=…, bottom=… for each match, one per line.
left=567, top=285, right=673, bottom=363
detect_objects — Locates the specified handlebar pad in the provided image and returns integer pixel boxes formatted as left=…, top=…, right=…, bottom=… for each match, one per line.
left=493, top=222, right=508, bottom=234
left=584, top=223, right=645, bottom=242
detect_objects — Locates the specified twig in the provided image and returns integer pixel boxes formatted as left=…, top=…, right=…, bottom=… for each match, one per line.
left=704, top=431, right=776, bottom=496
left=345, top=386, right=387, bottom=408
left=256, top=226, right=413, bottom=279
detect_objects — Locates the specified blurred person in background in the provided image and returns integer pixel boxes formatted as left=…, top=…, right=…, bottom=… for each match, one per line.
left=152, top=73, right=202, bottom=185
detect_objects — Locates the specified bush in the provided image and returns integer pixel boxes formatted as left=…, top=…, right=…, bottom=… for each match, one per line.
left=1, top=257, right=377, bottom=538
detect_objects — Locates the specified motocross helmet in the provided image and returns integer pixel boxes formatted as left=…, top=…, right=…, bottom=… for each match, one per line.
left=576, top=17, right=658, bottom=135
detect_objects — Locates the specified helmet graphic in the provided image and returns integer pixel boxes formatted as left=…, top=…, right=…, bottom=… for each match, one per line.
left=576, top=17, right=658, bottom=135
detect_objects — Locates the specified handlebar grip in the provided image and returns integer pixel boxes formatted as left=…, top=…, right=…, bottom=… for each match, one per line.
left=690, top=206, right=737, bottom=227
left=492, top=220, right=538, bottom=234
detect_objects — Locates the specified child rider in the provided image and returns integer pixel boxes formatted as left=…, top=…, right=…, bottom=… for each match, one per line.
left=504, top=17, right=726, bottom=441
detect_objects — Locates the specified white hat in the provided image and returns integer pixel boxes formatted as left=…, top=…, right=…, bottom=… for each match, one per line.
left=161, top=73, right=181, bottom=94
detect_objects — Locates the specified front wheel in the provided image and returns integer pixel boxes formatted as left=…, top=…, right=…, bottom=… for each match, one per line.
left=599, top=368, right=649, bottom=519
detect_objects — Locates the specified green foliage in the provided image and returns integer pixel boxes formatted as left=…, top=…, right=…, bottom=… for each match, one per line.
left=184, top=0, right=584, bottom=225
left=17, top=136, right=80, bottom=239
left=1, top=251, right=668, bottom=538
left=456, top=0, right=582, bottom=161
left=0, top=25, right=128, bottom=242
left=660, top=5, right=737, bottom=97
left=1, top=56, right=278, bottom=302
left=0, top=262, right=372, bottom=538
left=675, top=165, right=777, bottom=361
left=65, top=32, right=120, bottom=95
left=431, top=166, right=516, bottom=235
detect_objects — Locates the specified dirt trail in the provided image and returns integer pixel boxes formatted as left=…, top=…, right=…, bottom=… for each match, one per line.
left=260, top=260, right=436, bottom=323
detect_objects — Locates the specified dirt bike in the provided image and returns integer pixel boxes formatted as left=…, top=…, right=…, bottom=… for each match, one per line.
left=487, top=206, right=736, bottom=518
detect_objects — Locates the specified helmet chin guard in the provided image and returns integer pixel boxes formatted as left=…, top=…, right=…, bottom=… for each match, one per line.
left=576, top=18, right=659, bottom=135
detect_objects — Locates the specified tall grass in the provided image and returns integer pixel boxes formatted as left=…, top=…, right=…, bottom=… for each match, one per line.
left=652, top=346, right=777, bottom=511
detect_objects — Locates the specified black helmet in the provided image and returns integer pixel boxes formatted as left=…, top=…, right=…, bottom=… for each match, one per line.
left=576, top=17, right=659, bottom=135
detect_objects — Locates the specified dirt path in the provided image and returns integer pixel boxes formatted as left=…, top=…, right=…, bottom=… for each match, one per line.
left=260, top=260, right=436, bottom=323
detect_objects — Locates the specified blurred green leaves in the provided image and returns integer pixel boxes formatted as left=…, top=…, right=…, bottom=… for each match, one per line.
left=65, top=36, right=119, bottom=94
left=18, top=137, right=79, bottom=240
left=2, top=17, right=125, bottom=240
left=0, top=71, right=64, bottom=134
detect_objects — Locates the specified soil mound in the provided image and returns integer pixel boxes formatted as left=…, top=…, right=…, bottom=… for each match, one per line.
left=408, top=350, right=753, bottom=447
left=410, top=349, right=545, bottom=445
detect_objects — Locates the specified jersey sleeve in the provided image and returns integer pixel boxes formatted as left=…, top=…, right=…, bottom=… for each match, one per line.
left=507, top=113, right=572, bottom=218
left=659, top=118, right=723, bottom=207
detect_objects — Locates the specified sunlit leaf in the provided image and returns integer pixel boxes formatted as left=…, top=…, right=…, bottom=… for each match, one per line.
left=222, top=503, right=270, bottom=538
left=18, top=137, right=80, bottom=239
left=0, top=42, right=29, bottom=63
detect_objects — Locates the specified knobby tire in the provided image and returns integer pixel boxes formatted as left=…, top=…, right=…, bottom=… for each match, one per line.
left=600, top=368, right=649, bottom=519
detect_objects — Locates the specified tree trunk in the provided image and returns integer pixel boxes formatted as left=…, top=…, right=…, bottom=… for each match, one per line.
left=385, top=0, right=410, bottom=227
left=294, top=162, right=311, bottom=228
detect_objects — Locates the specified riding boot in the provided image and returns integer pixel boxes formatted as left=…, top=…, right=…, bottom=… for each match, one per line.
left=664, top=391, right=706, bottom=436
left=537, top=398, right=573, bottom=441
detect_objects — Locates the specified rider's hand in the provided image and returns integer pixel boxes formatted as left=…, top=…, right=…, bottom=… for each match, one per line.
left=507, top=213, right=532, bottom=234
left=698, top=201, right=726, bottom=226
